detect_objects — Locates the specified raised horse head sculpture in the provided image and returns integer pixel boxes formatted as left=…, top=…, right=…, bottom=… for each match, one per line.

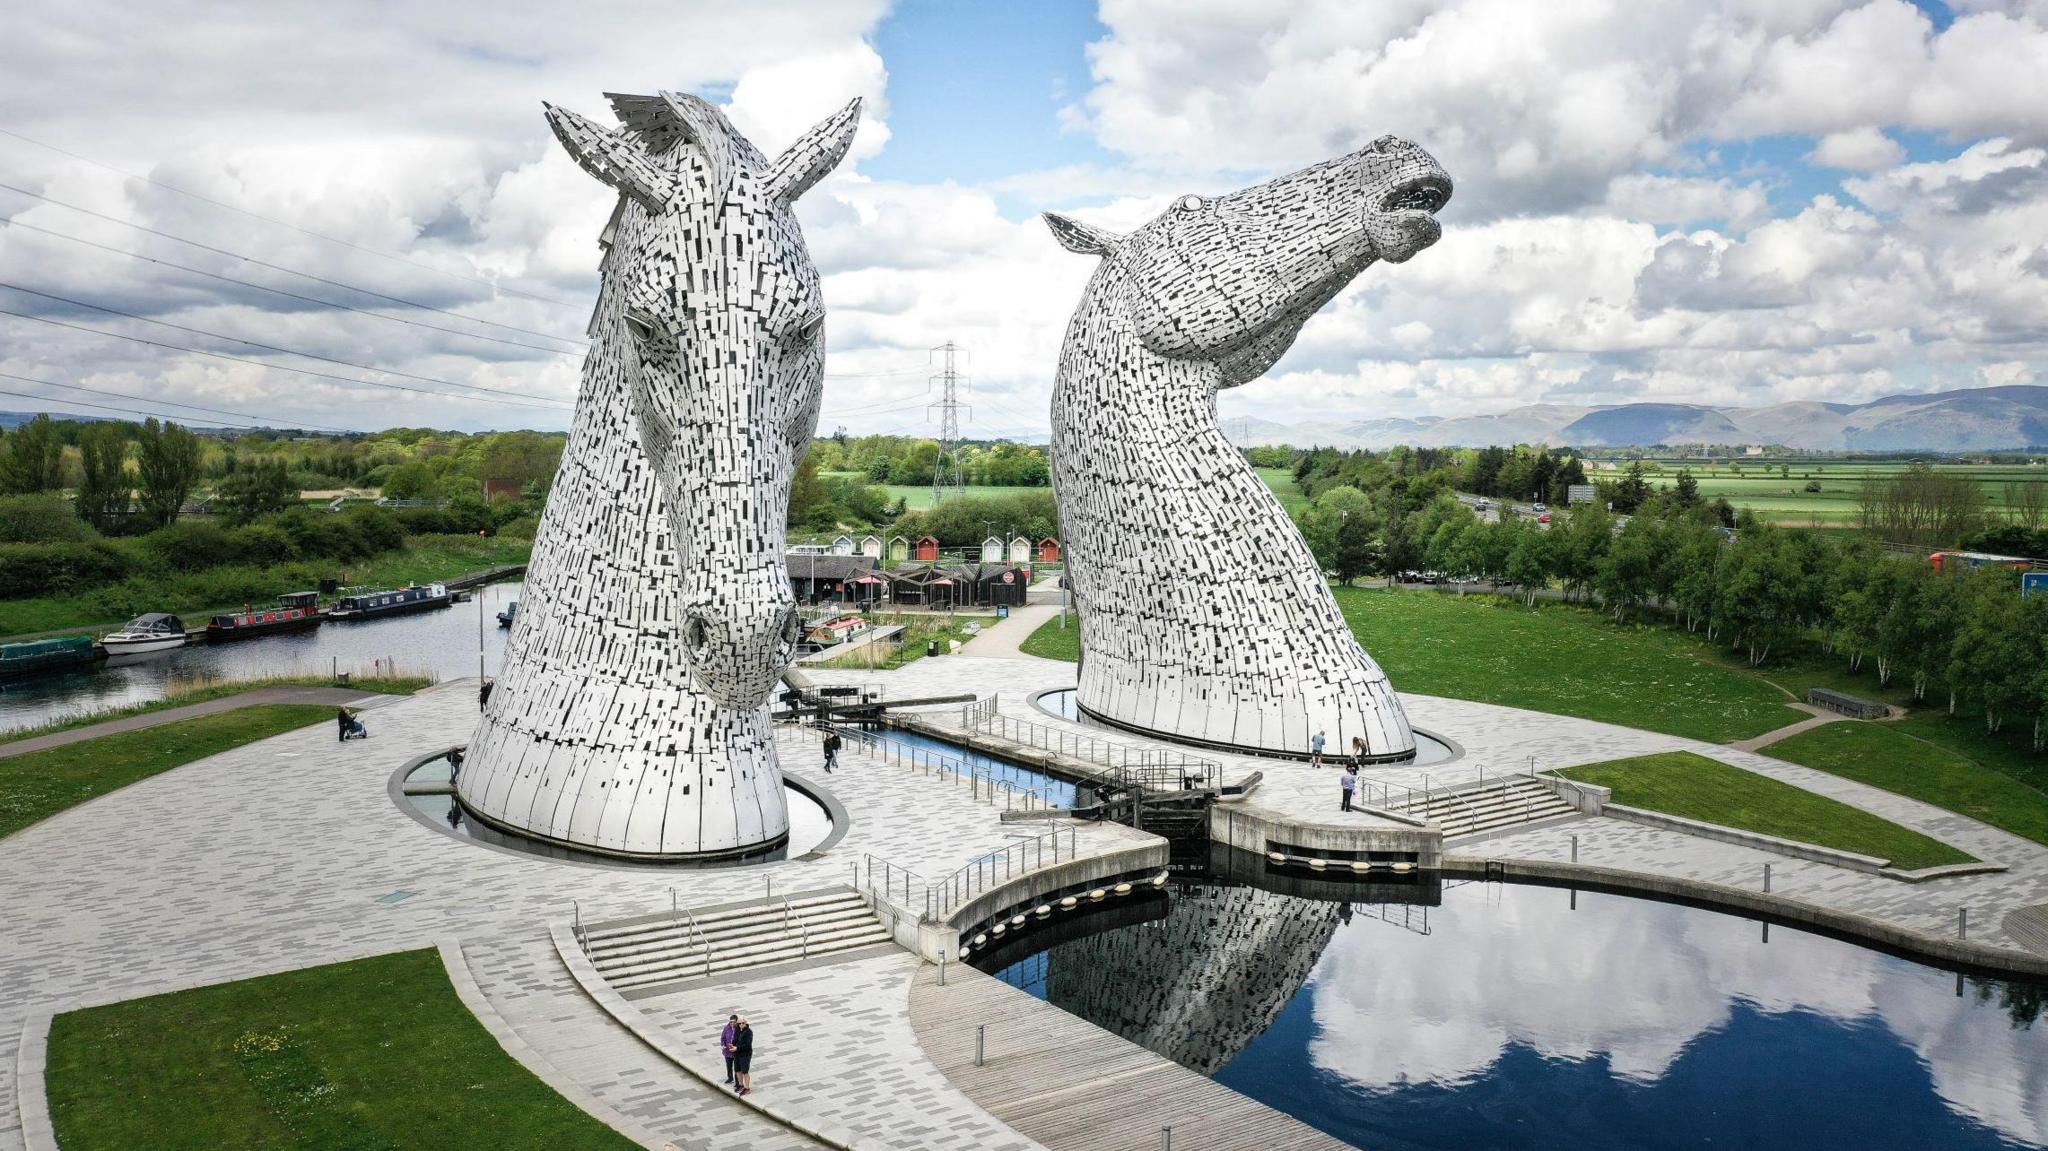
left=546, top=92, right=859, bottom=710
left=1043, top=136, right=1451, bottom=761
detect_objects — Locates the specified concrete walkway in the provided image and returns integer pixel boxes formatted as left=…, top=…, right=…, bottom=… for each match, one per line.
left=1728, top=703, right=1850, bottom=753
left=954, top=603, right=1065, bottom=659
left=0, top=685, right=396, bottom=760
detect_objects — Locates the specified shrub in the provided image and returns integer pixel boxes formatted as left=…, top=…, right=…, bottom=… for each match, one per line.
left=495, top=515, right=540, bottom=540
left=228, top=524, right=294, bottom=566
left=342, top=505, right=405, bottom=553
left=0, top=494, right=96, bottom=544
left=0, top=541, right=132, bottom=597
left=141, top=521, right=237, bottom=573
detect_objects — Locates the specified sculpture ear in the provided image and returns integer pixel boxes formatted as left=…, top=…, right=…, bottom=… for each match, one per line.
left=764, top=98, right=863, bottom=206
left=544, top=103, right=675, bottom=212
left=658, top=91, right=737, bottom=203
left=1043, top=213, right=1121, bottom=257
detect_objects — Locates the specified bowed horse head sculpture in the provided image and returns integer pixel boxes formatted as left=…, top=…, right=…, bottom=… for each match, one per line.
left=545, top=92, right=859, bottom=709
left=1046, top=134, right=1449, bottom=387
left=1040, top=134, right=1450, bottom=761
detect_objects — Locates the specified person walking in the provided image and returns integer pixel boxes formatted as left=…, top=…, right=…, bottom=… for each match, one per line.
left=823, top=731, right=840, bottom=773
left=720, top=1014, right=739, bottom=1085
left=733, top=1015, right=755, bottom=1096
left=1310, top=729, right=1326, bottom=768
left=336, top=705, right=354, bottom=742
left=1340, top=764, right=1358, bottom=813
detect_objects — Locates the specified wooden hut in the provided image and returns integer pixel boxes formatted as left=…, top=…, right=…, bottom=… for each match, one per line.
left=1007, top=535, right=1032, bottom=563
left=858, top=534, right=883, bottom=558
left=1036, top=536, right=1061, bottom=562
left=887, top=535, right=910, bottom=563
left=830, top=535, right=855, bottom=556
left=913, top=536, right=940, bottom=562
left=980, top=536, right=1004, bottom=563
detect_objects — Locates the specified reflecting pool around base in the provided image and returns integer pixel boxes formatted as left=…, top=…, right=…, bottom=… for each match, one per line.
left=976, top=844, right=2048, bottom=1151
left=855, top=725, right=1082, bottom=808
left=1031, top=686, right=1458, bottom=766
left=400, top=752, right=834, bottom=869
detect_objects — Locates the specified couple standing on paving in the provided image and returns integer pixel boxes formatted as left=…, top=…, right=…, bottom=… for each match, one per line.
left=721, top=1014, right=755, bottom=1096
left=1314, top=729, right=1367, bottom=813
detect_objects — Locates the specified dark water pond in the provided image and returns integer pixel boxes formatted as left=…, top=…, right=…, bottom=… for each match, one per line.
left=977, top=845, right=2048, bottom=1151
left=0, top=581, right=522, bottom=733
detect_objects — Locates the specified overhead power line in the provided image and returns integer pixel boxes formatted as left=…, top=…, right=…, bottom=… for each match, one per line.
left=0, top=281, right=571, bottom=409
left=0, top=125, right=586, bottom=311
left=0, top=303, right=569, bottom=412
left=0, top=382, right=335, bottom=431
left=1, top=218, right=580, bottom=357
left=0, top=370, right=355, bottom=432
left=0, top=181, right=588, bottom=346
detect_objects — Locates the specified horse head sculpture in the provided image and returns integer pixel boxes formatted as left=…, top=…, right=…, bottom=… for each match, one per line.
left=546, top=92, right=858, bottom=710
left=1040, top=136, right=1451, bottom=761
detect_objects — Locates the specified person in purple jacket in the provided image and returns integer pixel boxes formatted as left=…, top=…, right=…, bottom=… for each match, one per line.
left=720, top=1014, right=739, bottom=1085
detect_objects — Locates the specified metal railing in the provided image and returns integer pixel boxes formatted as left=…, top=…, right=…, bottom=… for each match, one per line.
left=957, top=699, right=1221, bottom=792
left=924, top=821, right=1077, bottom=922
left=861, top=853, right=933, bottom=923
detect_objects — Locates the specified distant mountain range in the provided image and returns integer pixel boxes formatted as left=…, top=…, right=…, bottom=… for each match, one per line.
left=1224, top=385, right=2048, bottom=453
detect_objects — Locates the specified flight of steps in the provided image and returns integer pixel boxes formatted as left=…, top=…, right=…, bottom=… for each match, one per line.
left=582, top=887, right=893, bottom=996
left=1396, top=777, right=1578, bottom=839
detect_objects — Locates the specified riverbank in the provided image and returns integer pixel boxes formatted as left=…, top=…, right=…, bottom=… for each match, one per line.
left=0, top=535, right=531, bottom=641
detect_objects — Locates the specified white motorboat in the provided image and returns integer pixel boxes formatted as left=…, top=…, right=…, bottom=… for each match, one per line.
left=100, top=613, right=189, bottom=655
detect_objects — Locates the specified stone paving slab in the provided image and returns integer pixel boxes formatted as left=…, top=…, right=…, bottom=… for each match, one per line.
left=0, top=685, right=395, bottom=759
left=0, top=679, right=1136, bottom=1148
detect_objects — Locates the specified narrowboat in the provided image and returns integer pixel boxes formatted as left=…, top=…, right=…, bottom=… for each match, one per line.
left=205, top=592, right=326, bottom=642
left=100, top=613, right=189, bottom=656
left=329, top=583, right=452, bottom=621
left=0, top=636, right=100, bottom=682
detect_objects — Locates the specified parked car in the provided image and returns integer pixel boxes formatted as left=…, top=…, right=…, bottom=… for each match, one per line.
left=1538, top=513, right=1553, bottom=524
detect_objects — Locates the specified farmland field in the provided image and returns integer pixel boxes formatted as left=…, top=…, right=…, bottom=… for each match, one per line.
left=815, top=471, right=1306, bottom=513
left=1586, top=458, right=2048, bottom=525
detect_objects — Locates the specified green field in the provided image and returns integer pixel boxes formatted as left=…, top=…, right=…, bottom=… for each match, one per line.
left=1019, top=588, right=1802, bottom=743
left=813, top=471, right=1304, bottom=516
left=1590, top=459, right=2048, bottom=525
left=1561, top=751, right=1974, bottom=870
left=46, top=949, right=638, bottom=1151
left=1, top=705, right=333, bottom=840
left=0, top=534, right=531, bottom=640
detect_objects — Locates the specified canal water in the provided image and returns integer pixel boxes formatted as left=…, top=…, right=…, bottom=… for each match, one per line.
left=0, top=581, right=523, bottom=734
left=978, top=844, right=2048, bottom=1151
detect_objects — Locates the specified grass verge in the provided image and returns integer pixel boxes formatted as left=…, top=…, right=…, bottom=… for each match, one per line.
left=0, top=673, right=431, bottom=746
left=1020, top=613, right=1081, bottom=661
left=1766, top=722, right=2048, bottom=850
left=45, top=948, right=639, bottom=1151
left=1561, top=750, right=1975, bottom=870
left=815, top=612, right=985, bottom=669
left=0, top=704, right=333, bottom=839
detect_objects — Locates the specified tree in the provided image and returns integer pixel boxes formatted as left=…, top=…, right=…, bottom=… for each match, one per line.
left=1554, top=505, right=1613, bottom=602
left=1612, top=462, right=1651, bottom=514
left=218, top=457, right=298, bottom=523
left=0, top=414, right=65, bottom=493
left=380, top=461, right=439, bottom=501
left=74, top=422, right=130, bottom=532
left=1596, top=514, right=1661, bottom=620
left=134, top=418, right=203, bottom=528
left=786, top=453, right=830, bottom=527
left=1951, top=570, right=2037, bottom=733
left=1503, top=521, right=1553, bottom=605
left=1298, top=485, right=1373, bottom=575
left=1333, top=508, right=1379, bottom=586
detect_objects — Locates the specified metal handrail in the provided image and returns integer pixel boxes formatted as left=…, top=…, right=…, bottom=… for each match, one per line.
left=683, top=908, right=711, bottom=977
left=925, top=821, right=1077, bottom=922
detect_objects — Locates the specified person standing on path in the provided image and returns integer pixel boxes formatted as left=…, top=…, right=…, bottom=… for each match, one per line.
left=720, top=1015, right=738, bottom=1085
left=1340, top=764, right=1357, bottom=812
left=1310, top=729, right=1325, bottom=768
left=823, top=731, right=840, bottom=773
left=733, top=1016, right=755, bottom=1096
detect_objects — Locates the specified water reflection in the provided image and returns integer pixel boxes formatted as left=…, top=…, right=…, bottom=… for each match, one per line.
left=0, top=581, right=521, bottom=732
left=981, top=846, right=2048, bottom=1151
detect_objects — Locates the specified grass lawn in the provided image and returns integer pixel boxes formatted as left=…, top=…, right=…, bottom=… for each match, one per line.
left=1254, top=467, right=1308, bottom=514
left=1562, top=750, right=1975, bottom=870
left=1767, top=722, right=2048, bottom=849
left=0, top=534, right=531, bottom=640
left=1020, top=612, right=1081, bottom=661
left=815, top=611, right=986, bottom=669
left=0, top=674, right=430, bottom=747
left=1016, top=589, right=1799, bottom=743
left=0, top=704, right=332, bottom=840
left=46, top=949, right=638, bottom=1151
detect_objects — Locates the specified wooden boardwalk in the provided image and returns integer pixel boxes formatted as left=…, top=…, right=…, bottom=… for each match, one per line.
left=908, top=961, right=1352, bottom=1151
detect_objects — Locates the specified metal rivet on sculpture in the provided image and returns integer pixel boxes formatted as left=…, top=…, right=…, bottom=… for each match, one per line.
left=459, top=91, right=859, bottom=858
left=1043, top=135, right=1451, bottom=762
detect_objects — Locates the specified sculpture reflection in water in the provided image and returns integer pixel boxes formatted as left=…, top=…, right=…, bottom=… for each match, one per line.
left=978, top=846, right=2048, bottom=1151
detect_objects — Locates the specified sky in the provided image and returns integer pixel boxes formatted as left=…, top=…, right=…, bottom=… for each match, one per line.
left=1, top=0, right=2046, bottom=437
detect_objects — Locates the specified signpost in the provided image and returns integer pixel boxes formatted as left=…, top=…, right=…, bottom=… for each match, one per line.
left=1566, top=483, right=1598, bottom=505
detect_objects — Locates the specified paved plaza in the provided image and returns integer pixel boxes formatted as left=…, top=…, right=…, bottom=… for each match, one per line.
left=9, top=653, right=2048, bottom=1149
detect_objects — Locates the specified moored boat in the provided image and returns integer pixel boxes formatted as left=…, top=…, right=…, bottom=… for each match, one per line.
left=0, top=636, right=100, bottom=682
left=496, top=601, right=518, bottom=628
left=100, top=613, right=189, bottom=655
left=329, top=583, right=452, bottom=621
left=205, top=591, right=326, bottom=642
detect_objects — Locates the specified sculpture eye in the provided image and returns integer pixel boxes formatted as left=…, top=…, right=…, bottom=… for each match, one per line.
left=1175, top=194, right=1205, bottom=212
left=791, top=312, right=825, bottom=344
left=624, top=307, right=659, bottom=343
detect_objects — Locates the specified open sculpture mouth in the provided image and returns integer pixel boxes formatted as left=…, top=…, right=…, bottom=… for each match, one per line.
left=1380, top=177, right=1450, bottom=215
